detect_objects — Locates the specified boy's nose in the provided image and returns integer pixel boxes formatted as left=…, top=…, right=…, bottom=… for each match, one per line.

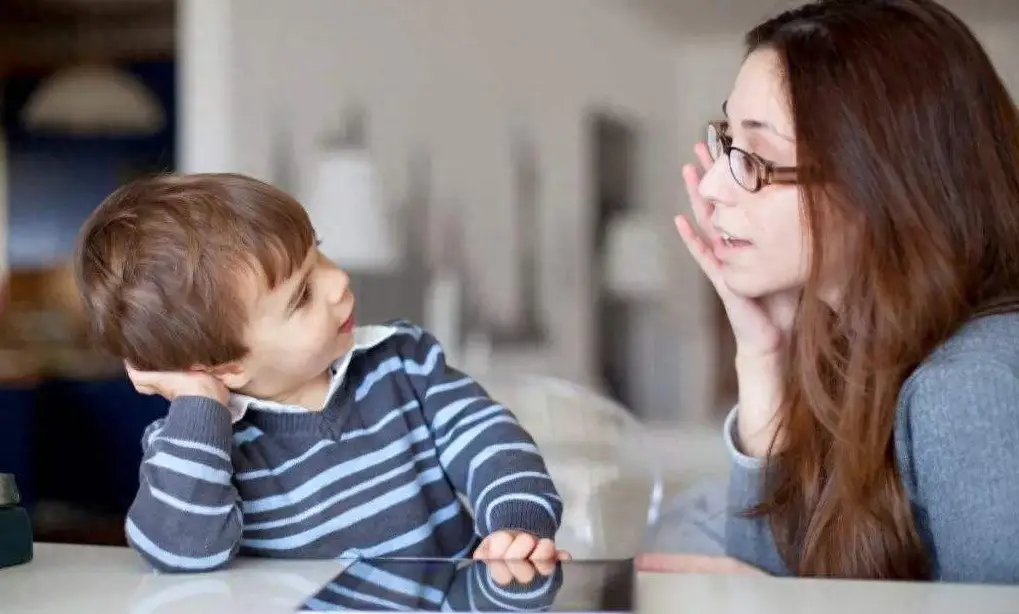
left=327, top=269, right=350, bottom=305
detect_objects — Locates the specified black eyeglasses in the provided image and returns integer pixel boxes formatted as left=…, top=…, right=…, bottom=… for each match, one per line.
left=707, top=121, right=799, bottom=193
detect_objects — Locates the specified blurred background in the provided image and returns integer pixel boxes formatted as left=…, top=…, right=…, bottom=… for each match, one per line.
left=1, top=0, right=1018, bottom=550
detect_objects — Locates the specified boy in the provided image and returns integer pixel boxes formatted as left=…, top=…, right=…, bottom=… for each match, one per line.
left=75, top=173, right=565, bottom=572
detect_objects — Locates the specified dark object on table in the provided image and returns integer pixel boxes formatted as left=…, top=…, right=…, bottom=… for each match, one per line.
left=0, top=473, right=33, bottom=569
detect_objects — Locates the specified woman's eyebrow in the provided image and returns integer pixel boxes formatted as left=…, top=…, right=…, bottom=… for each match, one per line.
left=722, top=100, right=794, bottom=142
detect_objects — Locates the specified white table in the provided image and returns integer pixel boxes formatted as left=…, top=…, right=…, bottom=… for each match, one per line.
left=2, top=544, right=1018, bottom=613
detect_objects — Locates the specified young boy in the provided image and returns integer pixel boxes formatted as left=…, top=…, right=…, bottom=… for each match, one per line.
left=75, top=173, right=565, bottom=572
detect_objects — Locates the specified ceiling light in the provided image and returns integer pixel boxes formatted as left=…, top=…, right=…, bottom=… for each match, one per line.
left=21, top=65, right=165, bottom=136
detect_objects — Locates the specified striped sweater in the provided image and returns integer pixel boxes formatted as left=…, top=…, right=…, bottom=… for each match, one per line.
left=125, top=321, right=562, bottom=572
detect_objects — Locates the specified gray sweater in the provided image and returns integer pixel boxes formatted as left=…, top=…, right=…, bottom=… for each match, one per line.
left=725, top=313, right=1019, bottom=583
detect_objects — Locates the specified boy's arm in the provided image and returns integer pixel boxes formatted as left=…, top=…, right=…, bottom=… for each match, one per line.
left=399, top=324, right=562, bottom=540
left=126, top=396, right=243, bottom=572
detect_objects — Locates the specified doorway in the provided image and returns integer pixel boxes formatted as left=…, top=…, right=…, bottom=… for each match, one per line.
left=589, top=111, right=638, bottom=409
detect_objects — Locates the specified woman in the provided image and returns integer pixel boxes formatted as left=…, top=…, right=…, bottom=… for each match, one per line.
left=642, top=0, right=1019, bottom=583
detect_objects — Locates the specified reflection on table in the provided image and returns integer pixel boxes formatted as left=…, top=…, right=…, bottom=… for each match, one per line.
left=299, top=558, right=633, bottom=612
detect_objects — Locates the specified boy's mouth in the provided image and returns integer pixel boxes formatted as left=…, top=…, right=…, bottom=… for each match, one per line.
left=338, top=312, right=355, bottom=334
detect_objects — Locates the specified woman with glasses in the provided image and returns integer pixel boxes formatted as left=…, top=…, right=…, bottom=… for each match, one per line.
left=640, top=0, right=1019, bottom=583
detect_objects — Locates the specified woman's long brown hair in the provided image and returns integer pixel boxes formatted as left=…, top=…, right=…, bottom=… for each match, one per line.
left=746, top=0, right=1019, bottom=579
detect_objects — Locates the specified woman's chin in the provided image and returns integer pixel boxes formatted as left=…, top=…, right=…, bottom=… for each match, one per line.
left=722, top=271, right=800, bottom=300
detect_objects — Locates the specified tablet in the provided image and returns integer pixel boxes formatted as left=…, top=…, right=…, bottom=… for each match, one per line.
left=296, top=558, right=634, bottom=613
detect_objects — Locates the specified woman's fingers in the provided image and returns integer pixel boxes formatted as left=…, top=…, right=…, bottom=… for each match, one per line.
left=685, top=141, right=717, bottom=238
left=694, top=142, right=714, bottom=173
left=635, top=553, right=767, bottom=576
left=683, top=164, right=715, bottom=239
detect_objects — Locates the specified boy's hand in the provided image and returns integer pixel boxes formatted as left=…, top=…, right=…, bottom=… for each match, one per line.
left=125, top=362, right=230, bottom=406
left=473, top=530, right=572, bottom=561
left=485, top=560, right=557, bottom=586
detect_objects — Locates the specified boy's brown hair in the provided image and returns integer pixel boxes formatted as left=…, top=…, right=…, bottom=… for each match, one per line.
left=75, top=173, right=316, bottom=371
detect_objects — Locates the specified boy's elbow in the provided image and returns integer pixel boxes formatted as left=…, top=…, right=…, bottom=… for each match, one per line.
left=126, top=518, right=239, bottom=573
left=138, top=551, right=235, bottom=574
left=130, top=539, right=238, bottom=573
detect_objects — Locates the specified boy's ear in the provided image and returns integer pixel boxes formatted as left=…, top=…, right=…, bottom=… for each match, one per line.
left=191, top=363, right=250, bottom=391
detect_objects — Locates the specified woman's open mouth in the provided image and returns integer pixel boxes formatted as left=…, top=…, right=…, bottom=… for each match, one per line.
left=714, top=230, right=754, bottom=256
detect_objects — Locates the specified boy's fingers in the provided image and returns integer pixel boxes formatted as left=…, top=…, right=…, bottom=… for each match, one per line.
left=479, top=531, right=515, bottom=559
left=528, top=538, right=556, bottom=561
left=472, top=537, right=490, bottom=560
left=503, top=533, right=537, bottom=560
left=508, top=560, right=536, bottom=584
left=486, top=560, right=513, bottom=585
left=533, top=557, right=556, bottom=577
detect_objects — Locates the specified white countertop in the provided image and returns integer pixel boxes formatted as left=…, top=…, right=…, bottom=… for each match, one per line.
left=2, top=544, right=1018, bottom=614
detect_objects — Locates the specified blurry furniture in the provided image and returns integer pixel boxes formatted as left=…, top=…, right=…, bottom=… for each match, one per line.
left=641, top=475, right=728, bottom=556
left=0, top=265, right=168, bottom=546
left=0, top=383, right=37, bottom=507
left=474, top=371, right=727, bottom=559
left=473, top=371, right=655, bottom=558
left=474, top=371, right=731, bottom=559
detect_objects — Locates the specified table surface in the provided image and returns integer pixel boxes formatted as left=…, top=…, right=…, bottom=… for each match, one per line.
left=2, top=544, right=1019, bottom=614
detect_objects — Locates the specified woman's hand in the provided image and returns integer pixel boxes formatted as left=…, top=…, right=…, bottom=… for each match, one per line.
left=676, top=143, right=799, bottom=456
left=676, top=143, right=799, bottom=357
left=636, top=553, right=767, bottom=576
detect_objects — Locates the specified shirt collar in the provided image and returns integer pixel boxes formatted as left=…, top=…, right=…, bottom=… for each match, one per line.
left=226, top=324, right=398, bottom=423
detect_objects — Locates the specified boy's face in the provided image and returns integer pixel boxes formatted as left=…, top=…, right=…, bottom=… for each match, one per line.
left=219, top=246, right=356, bottom=402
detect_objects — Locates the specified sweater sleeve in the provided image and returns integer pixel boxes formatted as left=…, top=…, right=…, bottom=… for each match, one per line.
left=125, top=396, right=243, bottom=572
left=896, top=356, right=1019, bottom=584
left=397, top=323, right=562, bottom=540
left=722, top=407, right=790, bottom=576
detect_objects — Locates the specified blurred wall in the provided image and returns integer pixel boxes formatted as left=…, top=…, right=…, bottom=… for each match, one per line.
left=178, top=0, right=1019, bottom=423
left=179, top=0, right=693, bottom=421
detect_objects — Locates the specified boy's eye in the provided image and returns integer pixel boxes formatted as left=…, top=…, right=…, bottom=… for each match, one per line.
left=295, top=284, right=312, bottom=309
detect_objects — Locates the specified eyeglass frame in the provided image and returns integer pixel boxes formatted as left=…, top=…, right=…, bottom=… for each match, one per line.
left=707, top=120, right=800, bottom=193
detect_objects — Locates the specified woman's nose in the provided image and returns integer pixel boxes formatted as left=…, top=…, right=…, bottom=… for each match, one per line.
left=698, top=157, right=741, bottom=207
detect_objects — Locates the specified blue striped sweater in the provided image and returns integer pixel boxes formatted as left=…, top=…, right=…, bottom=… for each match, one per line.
left=125, top=321, right=562, bottom=572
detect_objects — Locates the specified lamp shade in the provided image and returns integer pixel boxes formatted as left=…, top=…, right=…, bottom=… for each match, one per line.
left=302, top=148, right=401, bottom=273
left=21, top=65, right=165, bottom=136
left=603, top=213, right=668, bottom=300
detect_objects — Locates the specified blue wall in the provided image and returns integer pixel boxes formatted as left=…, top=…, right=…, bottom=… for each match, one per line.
left=2, top=61, right=176, bottom=268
